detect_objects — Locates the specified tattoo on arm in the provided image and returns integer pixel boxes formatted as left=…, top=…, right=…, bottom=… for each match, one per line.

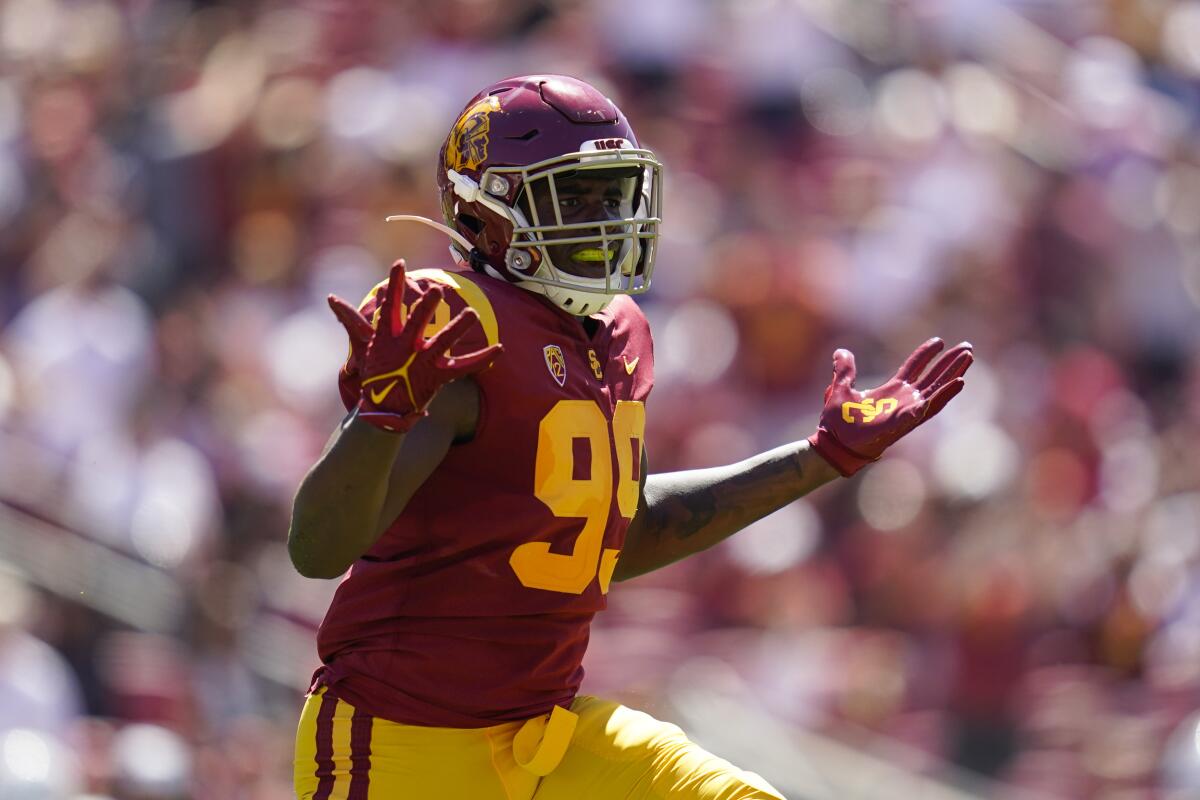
left=615, top=442, right=838, bottom=581
left=670, top=487, right=718, bottom=540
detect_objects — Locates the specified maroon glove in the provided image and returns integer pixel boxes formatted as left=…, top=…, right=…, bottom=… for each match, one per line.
left=808, top=338, right=973, bottom=476
left=330, top=293, right=375, bottom=413
left=327, top=260, right=502, bottom=433
left=329, top=260, right=431, bottom=411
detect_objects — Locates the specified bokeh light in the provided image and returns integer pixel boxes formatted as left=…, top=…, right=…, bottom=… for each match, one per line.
left=725, top=501, right=822, bottom=574
left=1162, top=2, right=1200, bottom=77
left=253, top=78, right=325, bottom=151
left=801, top=68, right=871, bottom=137
left=658, top=299, right=740, bottom=384
left=874, top=69, right=946, bottom=147
left=932, top=421, right=1019, bottom=500
left=856, top=459, right=928, bottom=532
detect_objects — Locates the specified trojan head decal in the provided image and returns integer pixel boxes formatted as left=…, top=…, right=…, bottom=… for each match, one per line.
left=446, top=95, right=502, bottom=173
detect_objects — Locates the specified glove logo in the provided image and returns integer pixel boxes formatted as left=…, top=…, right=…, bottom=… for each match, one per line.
left=544, top=345, right=567, bottom=387
left=842, top=397, right=898, bottom=423
left=368, top=379, right=400, bottom=405
left=622, top=355, right=639, bottom=375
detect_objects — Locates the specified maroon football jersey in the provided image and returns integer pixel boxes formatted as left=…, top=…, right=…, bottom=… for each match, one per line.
left=311, top=268, right=653, bottom=727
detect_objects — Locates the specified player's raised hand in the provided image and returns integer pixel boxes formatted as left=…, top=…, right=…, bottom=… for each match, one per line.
left=807, top=338, right=973, bottom=476
left=327, top=262, right=386, bottom=411
left=328, top=260, right=503, bottom=433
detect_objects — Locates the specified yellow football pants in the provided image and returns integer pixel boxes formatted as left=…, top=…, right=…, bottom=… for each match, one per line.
left=294, top=687, right=785, bottom=799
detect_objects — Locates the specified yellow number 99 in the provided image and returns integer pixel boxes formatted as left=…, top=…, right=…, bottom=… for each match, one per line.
left=509, top=400, right=644, bottom=595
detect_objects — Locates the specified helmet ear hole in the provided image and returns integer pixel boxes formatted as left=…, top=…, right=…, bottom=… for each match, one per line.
left=457, top=213, right=484, bottom=235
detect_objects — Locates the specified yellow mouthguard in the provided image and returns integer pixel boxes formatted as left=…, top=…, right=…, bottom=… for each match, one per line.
left=572, top=248, right=613, bottom=262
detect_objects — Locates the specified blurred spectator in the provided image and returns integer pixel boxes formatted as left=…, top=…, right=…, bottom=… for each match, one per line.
left=0, top=567, right=84, bottom=737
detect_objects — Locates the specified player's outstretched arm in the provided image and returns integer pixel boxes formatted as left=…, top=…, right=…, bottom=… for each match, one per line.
left=287, top=262, right=501, bottom=579
left=614, top=339, right=972, bottom=581
left=614, top=441, right=839, bottom=581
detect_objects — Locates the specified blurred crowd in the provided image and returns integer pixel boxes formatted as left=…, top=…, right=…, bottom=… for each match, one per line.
left=1, top=0, right=1199, bottom=797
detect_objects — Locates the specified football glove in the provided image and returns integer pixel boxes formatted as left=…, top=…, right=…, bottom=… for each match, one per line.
left=329, top=259, right=432, bottom=410
left=328, top=274, right=379, bottom=412
left=808, top=338, right=973, bottom=477
left=327, top=260, right=503, bottom=433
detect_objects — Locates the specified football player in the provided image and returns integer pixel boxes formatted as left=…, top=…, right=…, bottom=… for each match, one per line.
left=289, top=75, right=973, bottom=799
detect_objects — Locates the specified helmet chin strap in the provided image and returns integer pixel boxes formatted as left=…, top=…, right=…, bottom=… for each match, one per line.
left=519, top=276, right=614, bottom=317
left=384, top=215, right=475, bottom=255
left=549, top=285, right=614, bottom=317
left=476, top=262, right=610, bottom=316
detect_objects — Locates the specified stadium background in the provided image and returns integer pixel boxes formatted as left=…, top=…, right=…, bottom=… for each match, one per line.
left=1, top=0, right=1199, bottom=797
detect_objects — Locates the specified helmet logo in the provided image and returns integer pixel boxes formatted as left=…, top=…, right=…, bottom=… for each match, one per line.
left=581, top=138, right=633, bottom=152
left=543, top=345, right=567, bottom=387
left=447, top=96, right=501, bottom=173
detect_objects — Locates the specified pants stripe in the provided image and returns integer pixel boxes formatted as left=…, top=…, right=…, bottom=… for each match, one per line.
left=348, top=707, right=373, bottom=799
left=313, top=691, right=339, bottom=800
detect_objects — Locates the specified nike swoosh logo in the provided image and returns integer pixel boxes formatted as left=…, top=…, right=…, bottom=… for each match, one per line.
left=369, top=379, right=399, bottom=405
left=623, top=356, right=639, bottom=375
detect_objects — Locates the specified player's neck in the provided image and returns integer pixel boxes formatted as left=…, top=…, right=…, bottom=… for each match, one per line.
left=529, top=291, right=605, bottom=339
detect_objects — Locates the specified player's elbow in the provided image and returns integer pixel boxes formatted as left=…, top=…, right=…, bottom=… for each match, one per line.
left=291, top=557, right=344, bottom=580
left=287, top=525, right=348, bottom=580
left=290, top=551, right=347, bottom=580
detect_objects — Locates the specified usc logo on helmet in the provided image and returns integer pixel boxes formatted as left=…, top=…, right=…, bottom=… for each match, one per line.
left=447, top=96, right=501, bottom=172
left=842, top=397, right=898, bottom=423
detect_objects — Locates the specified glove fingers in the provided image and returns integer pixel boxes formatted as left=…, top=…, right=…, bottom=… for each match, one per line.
left=327, top=294, right=375, bottom=343
left=380, top=259, right=409, bottom=336
left=424, top=307, right=481, bottom=354
left=403, top=285, right=446, bottom=348
left=916, top=343, right=974, bottom=393
left=832, top=349, right=857, bottom=390
left=938, top=350, right=974, bottom=388
left=918, top=346, right=974, bottom=394
left=442, top=343, right=504, bottom=379
left=924, top=377, right=966, bottom=419
left=895, top=338, right=944, bottom=383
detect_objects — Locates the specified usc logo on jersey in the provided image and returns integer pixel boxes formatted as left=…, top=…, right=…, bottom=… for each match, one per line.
left=587, top=349, right=603, bottom=380
left=447, top=96, right=501, bottom=172
left=842, top=397, right=898, bottom=423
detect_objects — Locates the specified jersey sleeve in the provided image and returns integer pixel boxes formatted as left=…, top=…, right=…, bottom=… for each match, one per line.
left=336, top=269, right=502, bottom=411
left=612, top=294, right=654, bottom=402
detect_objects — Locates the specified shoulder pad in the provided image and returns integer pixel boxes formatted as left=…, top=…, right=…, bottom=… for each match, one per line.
left=356, top=268, right=501, bottom=351
left=405, top=269, right=501, bottom=348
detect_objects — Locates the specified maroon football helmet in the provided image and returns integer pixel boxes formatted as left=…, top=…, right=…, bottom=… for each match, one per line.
left=435, top=75, right=663, bottom=316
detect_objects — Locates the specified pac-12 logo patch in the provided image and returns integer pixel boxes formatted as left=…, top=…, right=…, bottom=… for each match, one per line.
left=446, top=95, right=501, bottom=173
left=543, top=345, right=567, bottom=387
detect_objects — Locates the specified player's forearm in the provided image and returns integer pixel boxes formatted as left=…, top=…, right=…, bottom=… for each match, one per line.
left=613, top=441, right=839, bottom=581
left=288, top=413, right=404, bottom=579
